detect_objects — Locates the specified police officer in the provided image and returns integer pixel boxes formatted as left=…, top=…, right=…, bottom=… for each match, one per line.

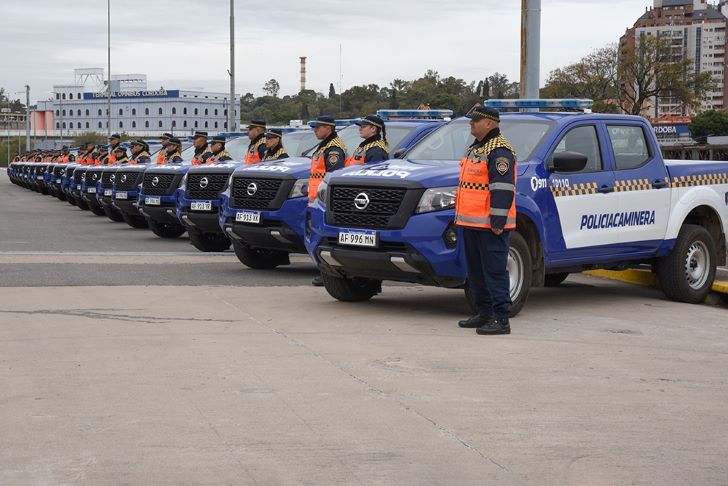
left=456, top=106, right=516, bottom=336
left=307, top=115, right=348, bottom=286
left=96, top=145, right=109, bottom=165
left=262, top=128, right=288, bottom=161
left=347, top=114, right=389, bottom=166
left=157, top=133, right=173, bottom=164
left=244, top=120, right=267, bottom=164
left=108, top=133, right=122, bottom=164
left=190, top=131, right=212, bottom=165
left=163, top=137, right=184, bottom=164
left=128, top=140, right=151, bottom=164
left=112, top=145, right=129, bottom=164
left=206, top=135, right=233, bottom=163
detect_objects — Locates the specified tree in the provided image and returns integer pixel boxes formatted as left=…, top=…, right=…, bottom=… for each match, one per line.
left=262, top=79, right=280, bottom=98
left=689, top=110, right=728, bottom=139
left=541, top=45, right=619, bottom=103
left=328, top=83, right=336, bottom=99
left=71, top=132, right=107, bottom=146
left=487, top=73, right=518, bottom=99
left=618, top=35, right=714, bottom=115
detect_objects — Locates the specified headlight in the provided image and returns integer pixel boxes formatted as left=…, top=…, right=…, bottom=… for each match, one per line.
left=179, top=173, right=187, bottom=190
left=316, top=180, right=328, bottom=206
left=415, top=186, right=457, bottom=214
left=289, top=178, right=309, bottom=199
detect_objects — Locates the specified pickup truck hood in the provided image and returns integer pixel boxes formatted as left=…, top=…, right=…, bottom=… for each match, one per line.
left=332, top=159, right=460, bottom=187
left=231, top=156, right=312, bottom=179
left=185, top=162, right=244, bottom=175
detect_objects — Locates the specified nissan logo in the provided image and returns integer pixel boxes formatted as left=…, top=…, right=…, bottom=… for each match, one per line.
left=246, top=182, right=258, bottom=196
left=120, top=174, right=127, bottom=182
left=199, top=177, right=209, bottom=189
left=110, top=174, right=115, bottom=182
left=354, top=192, right=370, bottom=210
left=151, top=176, right=159, bottom=186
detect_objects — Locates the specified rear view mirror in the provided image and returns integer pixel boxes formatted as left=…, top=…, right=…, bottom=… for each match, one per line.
left=550, top=151, right=588, bottom=172
left=393, top=148, right=407, bottom=159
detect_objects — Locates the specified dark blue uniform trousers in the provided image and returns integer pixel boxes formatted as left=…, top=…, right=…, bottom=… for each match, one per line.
left=462, top=228, right=512, bottom=319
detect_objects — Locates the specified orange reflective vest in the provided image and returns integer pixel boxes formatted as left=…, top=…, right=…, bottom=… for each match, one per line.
left=244, top=137, right=265, bottom=165
left=156, top=151, right=166, bottom=165
left=128, top=152, right=151, bottom=165
left=344, top=139, right=389, bottom=167
left=191, top=147, right=212, bottom=166
left=108, top=154, right=117, bottom=165
left=307, top=137, right=347, bottom=204
left=454, top=135, right=517, bottom=230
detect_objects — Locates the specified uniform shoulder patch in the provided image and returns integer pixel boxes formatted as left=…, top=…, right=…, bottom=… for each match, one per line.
left=495, top=156, right=510, bottom=175
left=327, top=153, right=340, bottom=166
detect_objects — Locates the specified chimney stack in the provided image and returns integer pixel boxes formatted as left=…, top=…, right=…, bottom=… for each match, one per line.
left=299, top=56, right=307, bottom=93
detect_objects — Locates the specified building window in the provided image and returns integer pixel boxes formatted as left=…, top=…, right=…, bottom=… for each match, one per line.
left=158, top=121, right=163, bottom=128
left=69, top=93, right=73, bottom=99
left=77, top=109, right=81, bottom=116
left=99, top=122, right=102, bottom=129
left=62, top=93, right=66, bottom=100
left=183, top=107, right=187, bottom=115
left=55, top=122, right=60, bottom=129
left=85, top=122, right=89, bottom=129
left=194, top=108, right=198, bottom=115
left=78, top=93, right=81, bottom=99
left=62, top=122, right=66, bottom=128
left=204, top=121, right=208, bottom=128
left=214, top=109, right=218, bottom=116
left=172, top=107, right=177, bottom=115
left=145, top=121, right=149, bottom=128
left=55, top=110, right=59, bottom=116
left=224, top=122, right=228, bottom=129
left=204, top=108, right=208, bottom=116
left=85, top=109, right=89, bottom=116
left=62, top=109, right=66, bottom=116
left=158, top=107, right=163, bottom=115
left=132, top=121, right=136, bottom=128
left=69, top=122, right=73, bottom=129
left=145, top=108, right=149, bottom=115
left=55, top=93, right=60, bottom=100
left=118, top=108, right=123, bottom=116
left=214, top=121, right=218, bottom=128
left=98, top=109, right=102, bottom=116
left=183, top=120, right=187, bottom=128
left=119, top=121, right=123, bottom=128
left=224, top=109, right=228, bottom=116
left=194, top=121, right=198, bottom=128
left=173, top=120, right=178, bottom=128
left=132, top=108, right=136, bottom=115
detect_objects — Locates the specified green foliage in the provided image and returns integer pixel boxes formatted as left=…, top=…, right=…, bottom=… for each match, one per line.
left=0, top=88, right=26, bottom=113
left=689, top=110, right=728, bottom=139
left=71, top=132, right=107, bottom=146
left=239, top=71, right=518, bottom=125
left=0, top=139, right=23, bottom=165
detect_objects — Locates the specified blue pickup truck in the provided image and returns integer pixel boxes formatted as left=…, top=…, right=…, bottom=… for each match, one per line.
left=218, top=111, right=452, bottom=268
left=306, top=99, right=728, bottom=315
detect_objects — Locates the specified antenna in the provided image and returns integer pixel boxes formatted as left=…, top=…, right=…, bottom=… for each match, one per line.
left=339, top=44, right=343, bottom=115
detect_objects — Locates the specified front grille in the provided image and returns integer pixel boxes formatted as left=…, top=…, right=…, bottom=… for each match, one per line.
left=330, top=186, right=407, bottom=229
left=86, top=170, right=101, bottom=185
left=186, top=173, right=229, bottom=200
left=65, top=167, right=76, bottom=180
left=73, top=169, right=87, bottom=184
left=231, top=177, right=284, bottom=210
left=114, top=170, right=143, bottom=190
left=142, top=172, right=177, bottom=196
left=53, top=166, right=65, bottom=178
left=101, top=170, right=116, bottom=188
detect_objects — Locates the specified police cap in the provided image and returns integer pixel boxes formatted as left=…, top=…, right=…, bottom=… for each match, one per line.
left=355, top=114, right=385, bottom=129
left=246, top=120, right=266, bottom=130
left=310, top=115, right=336, bottom=127
left=210, top=134, right=226, bottom=145
left=160, top=132, right=173, bottom=140
left=466, top=106, right=500, bottom=123
left=192, top=131, right=208, bottom=139
left=109, top=133, right=121, bottom=140
left=264, top=128, right=283, bottom=139
left=167, top=137, right=182, bottom=147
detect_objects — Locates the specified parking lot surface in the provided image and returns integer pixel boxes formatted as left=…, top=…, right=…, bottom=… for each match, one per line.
left=1, top=174, right=727, bottom=485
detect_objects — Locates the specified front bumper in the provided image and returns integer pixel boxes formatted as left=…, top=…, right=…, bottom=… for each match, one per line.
left=113, top=191, right=141, bottom=216
left=138, top=195, right=181, bottom=225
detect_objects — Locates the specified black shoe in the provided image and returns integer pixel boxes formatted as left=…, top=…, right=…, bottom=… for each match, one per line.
left=476, top=318, right=510, bottom=335
left=458, top=315, right=492, bottom=328
left=311, top=275, right=323, bottom=287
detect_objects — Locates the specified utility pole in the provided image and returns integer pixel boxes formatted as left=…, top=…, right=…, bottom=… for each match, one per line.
left=24, top=85, right=30, bottom=151
left=229, top=0, right=236, bottom=132
left=107, top=0, right=112, bottom=137
left=520, top=0, right=541, bottom=99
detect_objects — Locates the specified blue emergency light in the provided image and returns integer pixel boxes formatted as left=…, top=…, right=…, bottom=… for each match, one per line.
left=376, top=109, right=454, bottom=119
left=484, top=99, right=593, bottom=110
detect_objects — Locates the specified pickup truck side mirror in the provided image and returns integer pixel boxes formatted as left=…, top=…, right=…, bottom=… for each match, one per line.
left=393, top=148, right=407, bottom=159
left=549, top=151, right=588, bottom=173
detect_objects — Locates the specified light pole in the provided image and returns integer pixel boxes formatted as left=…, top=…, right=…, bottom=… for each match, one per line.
left=24, top=85, right=30, bottom=152
left=520, top=0, right=541, bottom=99
left=228, top=0, right=236, bottom=132
left=107, top=0, right=112, bottom=137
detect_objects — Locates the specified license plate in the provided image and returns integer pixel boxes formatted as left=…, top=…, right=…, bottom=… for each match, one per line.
left=104, top=189, right=112, bottom=196
left=235, top=211, right=261, bottom=224
left=191, top=201, right=212, bottom=211
left=37, top=175, right=44, bottom=180
left=115, top=191, right=128, bottom=200
left=87, top=187, right=96, bottom=194
left=56, top=179, right=61, bottom=184
left=76, top=184, right=81, bottom=190
left=338, top=229, right=377, bottom=248
left=145, top=197, right=161, bottom=206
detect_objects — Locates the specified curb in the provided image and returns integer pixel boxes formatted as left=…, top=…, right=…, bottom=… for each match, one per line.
left=584, top=269, right=728, bottom=304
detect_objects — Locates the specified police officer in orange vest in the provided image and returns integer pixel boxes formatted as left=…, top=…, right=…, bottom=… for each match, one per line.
left=163, top=138, right=184, bottom=164
left=456, top=106, right=516, bottom=336
left=244, top=120, right=267, bottom=164
left=108, top=133, right=121, bottom=164
left=112, top=145, right=128, bottom=164
left=128, top=140, right=151, bottom=164
left=206, top=135, right=233, bottom=163
left=190, top=131, right=213, bottom=165
left=262, top=129, right=288, bottom=161
left=156, top=133, right=173, bottom=165
left=347, top=114, right=389, bottom=166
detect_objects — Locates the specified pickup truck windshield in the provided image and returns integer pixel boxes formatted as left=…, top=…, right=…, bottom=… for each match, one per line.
left=405, top=119, right=553, bottom=162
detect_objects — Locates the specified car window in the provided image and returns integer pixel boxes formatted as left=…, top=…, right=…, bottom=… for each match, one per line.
left=282, top=131, right=318, bottom=156
left=607, top=125, right=651, bottom=170
left=552, top=125, right=602, bottom=172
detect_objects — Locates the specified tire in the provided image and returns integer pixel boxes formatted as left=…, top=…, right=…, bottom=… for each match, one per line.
left=121, top=213, right=149, bottom=229
left=464, top=230, right=532, bottom=318
left=657, top=224, right=716, bottom=304
left=544, top=272, right=569, bottom=287
left=76, top=198, right=90, bottom=211
left=55, top=191, right=67, bottom=202
left=103, top=206, right=125, bottom=222
left=67, top=194, right=77, bottom=206
left=321, top=273, right=381, bottom=302
left=148, top=219, right=186, bottom=239
left=232, top=240, right=290, bottom=269
left=188, top=230, right=231, bottom=252
left=90, top=205, right=106, bottom=216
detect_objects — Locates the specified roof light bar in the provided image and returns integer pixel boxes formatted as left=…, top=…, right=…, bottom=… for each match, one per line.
left=484, top=99, right=593, bottom=110
left=376, top=109, right=454, bottom=120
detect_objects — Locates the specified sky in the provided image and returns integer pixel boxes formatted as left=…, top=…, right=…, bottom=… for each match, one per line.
left=0, top=0, right=647, bottom=104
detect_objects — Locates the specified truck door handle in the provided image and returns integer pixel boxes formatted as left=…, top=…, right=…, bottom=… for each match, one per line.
left=598, top=185, right=614, bottom=194
left=652, top=179, right=669, bottom=189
